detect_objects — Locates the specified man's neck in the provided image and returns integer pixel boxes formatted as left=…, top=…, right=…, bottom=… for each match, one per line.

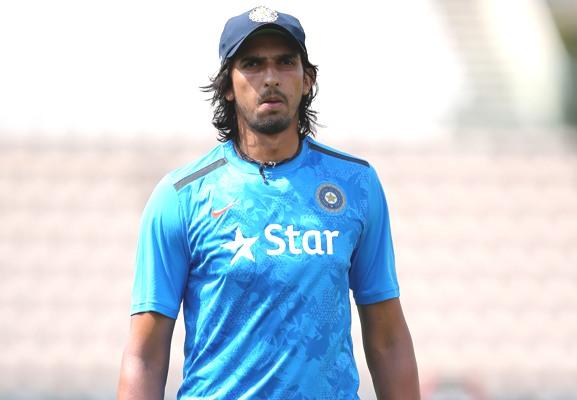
left=236, top=129, right=300, bottom=164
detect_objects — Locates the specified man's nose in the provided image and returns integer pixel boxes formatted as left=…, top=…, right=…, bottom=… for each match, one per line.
left=263, top=65, right=280, bottom=87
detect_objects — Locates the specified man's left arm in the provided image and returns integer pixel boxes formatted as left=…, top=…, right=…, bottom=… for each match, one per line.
left=357, top=297, right=420, bottom=400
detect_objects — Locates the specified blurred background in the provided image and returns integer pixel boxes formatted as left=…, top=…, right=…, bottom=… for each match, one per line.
left=1, top=0, right=576, bottom=399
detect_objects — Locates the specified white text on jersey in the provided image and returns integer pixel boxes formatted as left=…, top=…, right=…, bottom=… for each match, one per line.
left=264, top=224, right=340, bottom=256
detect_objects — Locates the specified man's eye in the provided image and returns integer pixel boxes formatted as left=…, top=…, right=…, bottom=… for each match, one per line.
left=280, top=58, right=295, bottom=65
left=243, top=60, right=259, bottom=68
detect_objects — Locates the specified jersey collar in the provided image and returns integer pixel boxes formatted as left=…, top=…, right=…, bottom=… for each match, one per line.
left=223, top=137, right=310, bottom=175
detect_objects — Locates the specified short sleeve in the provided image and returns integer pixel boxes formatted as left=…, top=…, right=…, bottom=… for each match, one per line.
left=349, top=167, right=399, bottom=305
left=130, top=177, right=191, bottom=319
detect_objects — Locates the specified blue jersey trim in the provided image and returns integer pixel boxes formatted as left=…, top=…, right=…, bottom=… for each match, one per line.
left=130, top=301, right=180, bottom=319
left=354, top=287, right=400, bottom=305
left=308, top=141, right=369, bottom=167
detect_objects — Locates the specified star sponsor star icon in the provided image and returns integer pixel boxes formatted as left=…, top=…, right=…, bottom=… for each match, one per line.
left=221, top=227, right=258, bottom=266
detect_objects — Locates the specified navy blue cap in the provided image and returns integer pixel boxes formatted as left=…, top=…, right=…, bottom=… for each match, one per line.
left=219, top=6, right=307, bottom=63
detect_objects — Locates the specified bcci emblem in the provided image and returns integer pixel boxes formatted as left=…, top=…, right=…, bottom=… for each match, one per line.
left=316, top=183, right=346, bottom=213
left=249, top=6, right=279, bottom=23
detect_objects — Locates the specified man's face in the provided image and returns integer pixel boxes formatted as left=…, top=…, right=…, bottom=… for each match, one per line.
left=226, top=33, right=313, bottom=136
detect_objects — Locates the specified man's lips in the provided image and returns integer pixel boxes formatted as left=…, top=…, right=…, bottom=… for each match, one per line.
left=258, top=91, right=287, bottom=105
left=260, top=97, right=284, bottom=105
left=259, top=97, right=285, bottom=111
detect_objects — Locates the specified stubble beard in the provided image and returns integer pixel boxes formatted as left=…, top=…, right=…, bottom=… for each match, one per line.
left=248, top=113, right=293, bottom=135
left=236, top=94, right=295, bottom=136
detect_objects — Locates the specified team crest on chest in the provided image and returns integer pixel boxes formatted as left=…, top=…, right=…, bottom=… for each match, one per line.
left=316, top=183, right=346, bottom=213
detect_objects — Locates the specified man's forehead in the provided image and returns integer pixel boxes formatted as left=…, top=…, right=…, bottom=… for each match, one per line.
left=234, top=31, right=301, bottom=59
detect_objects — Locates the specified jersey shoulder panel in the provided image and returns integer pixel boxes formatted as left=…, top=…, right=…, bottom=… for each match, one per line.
left=306, top=137, right=370, bottom=168
left=163, top=143, right=228, bottom=191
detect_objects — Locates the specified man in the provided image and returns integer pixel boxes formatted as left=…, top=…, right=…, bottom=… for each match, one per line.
left=118, top=6, right=419, bottom=400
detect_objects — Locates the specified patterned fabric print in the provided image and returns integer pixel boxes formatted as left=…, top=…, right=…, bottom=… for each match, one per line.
left=131, top=137, right=398, bottom=399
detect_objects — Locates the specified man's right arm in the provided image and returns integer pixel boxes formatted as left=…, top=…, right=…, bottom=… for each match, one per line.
left=117, top=311, right=176, bottom=400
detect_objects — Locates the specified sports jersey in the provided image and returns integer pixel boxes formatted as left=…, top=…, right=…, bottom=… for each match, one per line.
left=130, top=136, right=399, bottom=400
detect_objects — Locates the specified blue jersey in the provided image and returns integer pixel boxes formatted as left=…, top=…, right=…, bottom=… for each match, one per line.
left=131, top=136, right=399, bottom=399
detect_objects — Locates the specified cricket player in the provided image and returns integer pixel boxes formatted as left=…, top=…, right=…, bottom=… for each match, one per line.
left=118, top=6, right=420, bottom=399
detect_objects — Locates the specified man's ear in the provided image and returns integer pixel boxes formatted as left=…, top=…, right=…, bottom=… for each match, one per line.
left=303, top=69, right=315, bottom=96
left=225, top=89, right=235, bottom=101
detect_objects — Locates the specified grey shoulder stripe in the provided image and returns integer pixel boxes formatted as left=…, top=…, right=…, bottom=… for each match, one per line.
left=308, top=142, right=369, bottom=167
left=173, top=158, right=227, bottom=191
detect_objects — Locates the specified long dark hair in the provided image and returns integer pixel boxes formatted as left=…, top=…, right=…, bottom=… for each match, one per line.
left=202, top=51, right=319, bottom=143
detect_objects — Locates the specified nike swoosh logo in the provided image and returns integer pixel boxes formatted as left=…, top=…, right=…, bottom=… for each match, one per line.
left=211, top=200, right=238, bottom=218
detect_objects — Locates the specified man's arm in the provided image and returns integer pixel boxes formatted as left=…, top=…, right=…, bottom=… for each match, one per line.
left=117, top=311, right=176, bottom=400
left=357, top=297, right=420, bottom=400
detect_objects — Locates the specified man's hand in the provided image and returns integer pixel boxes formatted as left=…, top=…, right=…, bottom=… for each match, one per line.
left=117, top=312, right=176, bottom=400
left=358, top=298, right=420, bottom=400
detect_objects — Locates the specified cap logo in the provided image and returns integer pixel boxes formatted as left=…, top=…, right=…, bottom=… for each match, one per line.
left=249, top=6, right=279, bottom=23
